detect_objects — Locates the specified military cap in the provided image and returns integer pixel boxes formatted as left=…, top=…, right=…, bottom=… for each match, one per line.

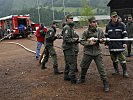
left=52, top=21, right=57, bottom=25
left=66, top=14, right=73, bottom=19
left=111, top=11, right=118, bottom=17
left=128, top=14, right=132, bottom=18
left=88, top=16, right=96, bottom=23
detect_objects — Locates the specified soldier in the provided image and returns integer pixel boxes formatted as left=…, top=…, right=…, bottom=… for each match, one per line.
left=62, top=14, right=78, bottom=84
left=126, top=14, right=133, bottom=57
left=73, top=31, right=79, bottom=72
left=64, top=22, right=79, bottom=72
left=105, top=11, right=129, bottom=78
left=78, top=17, right=109, bottom=92
left=41, top=21, right=63, bottom=75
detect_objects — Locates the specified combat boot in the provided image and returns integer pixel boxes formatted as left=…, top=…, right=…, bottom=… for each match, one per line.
left=41, top=63, right=47, bottom=69
left=103, top=80, right=109, bottom=92
left=112, top=62, right=119, bottom=75
left=75, top=67, right=79, bottom=72
left=122, top=63, right=129, bottom=78
left=53, top=66, right=63, bottom=75
left=77, top=76, right=85, bottom=84
left=77, top=68, right=87, bottom=84
left=70, top=75, right=77, bottom=84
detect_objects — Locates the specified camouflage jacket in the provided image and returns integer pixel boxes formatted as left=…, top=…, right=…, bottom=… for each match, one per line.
left=45, top=27, right=57, bottom=47
left=62, top=24, right=78, bottom=50
left=80, top=27, right=105, bottom=56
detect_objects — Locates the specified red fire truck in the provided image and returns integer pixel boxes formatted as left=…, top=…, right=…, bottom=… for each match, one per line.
left=0, top=15, right=33, bottom=38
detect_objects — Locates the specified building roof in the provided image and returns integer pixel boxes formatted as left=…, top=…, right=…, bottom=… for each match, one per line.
left=73, top=15, right=110, bottom=22
left=107, top=0, right=133, bottom=8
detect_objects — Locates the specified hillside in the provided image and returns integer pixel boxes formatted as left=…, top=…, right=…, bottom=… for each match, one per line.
left=0, top=0, right=110, bottom=11
left=0, top=0, right=110, bottom=24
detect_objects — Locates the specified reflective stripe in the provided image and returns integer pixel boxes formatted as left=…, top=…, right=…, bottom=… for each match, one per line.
left=108, top=29, right=113, bottom=32
left=110, top=49, right=125, bottom=51
left=123, top=37, right=128, bottom=39
left=115, top=29, right=122, bottom=32
left=120, top=61, right=126, bottom=63
left=122, top=31, right=127, bottom=34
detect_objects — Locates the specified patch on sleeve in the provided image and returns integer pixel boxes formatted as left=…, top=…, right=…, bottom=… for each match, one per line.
left=65, top=30, right=68, bottom=34
left=50, top=32, right=52, bottom=35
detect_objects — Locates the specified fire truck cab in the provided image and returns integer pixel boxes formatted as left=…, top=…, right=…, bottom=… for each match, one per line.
left=0, top=15, right=31, bottom=38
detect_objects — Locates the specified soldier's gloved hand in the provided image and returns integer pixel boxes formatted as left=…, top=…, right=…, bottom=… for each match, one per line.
left=74, top=38, right=79, bottom=43
left=88, top=37, right=96, bottom=45
left=56, top=34, right=62, bottom=39
left=99, top=38, right=105, bottom=43
left=105, top=45, right=109, bottom=49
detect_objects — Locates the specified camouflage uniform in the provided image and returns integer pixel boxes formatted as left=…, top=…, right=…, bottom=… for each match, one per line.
left=73, top=31, right=79, bottom=72
left=41, top=25, right=62, bottom=75
left=126, top=15, right=133, bottom=57
left=79, top=26, right=108, bottom=82
left=62, top=23, right=78, bottom=83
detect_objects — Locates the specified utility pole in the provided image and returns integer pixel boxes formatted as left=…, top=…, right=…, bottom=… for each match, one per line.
left=63, top=0, right=65, bottom=17
left=37, top=0, right=41, bottom=23
left=52, top=0, right=55, bottom=20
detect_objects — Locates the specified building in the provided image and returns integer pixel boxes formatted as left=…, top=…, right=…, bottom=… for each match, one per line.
left=107, top=0, right=133, bottom=23
left=73, top=15, right=110, bottom=27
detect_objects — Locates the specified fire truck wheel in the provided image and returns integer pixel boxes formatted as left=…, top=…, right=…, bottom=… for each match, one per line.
left=22, top=33, right=28, bottom=38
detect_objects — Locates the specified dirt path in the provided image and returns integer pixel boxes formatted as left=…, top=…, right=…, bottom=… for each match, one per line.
left=0, top=28, right=133, bottom=100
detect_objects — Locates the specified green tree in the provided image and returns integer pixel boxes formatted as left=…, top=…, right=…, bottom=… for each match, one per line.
left=80, top=0, right=94, bottom=26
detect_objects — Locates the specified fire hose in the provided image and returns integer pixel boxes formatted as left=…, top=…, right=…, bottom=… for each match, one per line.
left=0, top=33, right=38, bottom=55
left=1, top=34, right=133, bottom=63
left=78, top=37, right=133, bottom=42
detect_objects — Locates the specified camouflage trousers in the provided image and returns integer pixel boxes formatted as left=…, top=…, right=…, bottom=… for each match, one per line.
left=110, top=51, right=126, bottom=64
left=42, top=46, right=58, bottom=68
left=80, top=54, right=107, bottom=80
left=63, top=49, right=77, bottom=77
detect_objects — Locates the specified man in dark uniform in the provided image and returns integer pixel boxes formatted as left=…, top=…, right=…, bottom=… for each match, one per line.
left=41, top=21, right=63, bottom=75
left=62, top=14, right=78, bottom=84
left=78, top=17, right=109, bottom=92
left=73, top=31, right=79, bottom=72
left=105, top=11, right=129, bottom=78
left=126, top=14, right=133, bottom=57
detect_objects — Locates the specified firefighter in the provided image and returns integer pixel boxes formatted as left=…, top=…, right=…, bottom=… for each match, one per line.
left=41, top=21, right=63, bottom=75
left=27, top=25, right=32, bottom=37
left=105, top=11, right=129, bottom=78
left=126, top=14, right=133, bottom=57
left=35, top=24, right=47, bottom=60
left=18, top=24, right=26, bottom=37
left=78, top=17, right=109, bottom=92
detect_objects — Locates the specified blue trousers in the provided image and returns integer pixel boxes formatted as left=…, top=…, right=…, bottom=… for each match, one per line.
left=36, top=42, right=43, bottom=58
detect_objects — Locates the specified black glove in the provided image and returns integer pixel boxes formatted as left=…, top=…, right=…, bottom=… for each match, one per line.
left=75, top=38, right=79, bottom=43
left=40, top=30, right=46, bottom=36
